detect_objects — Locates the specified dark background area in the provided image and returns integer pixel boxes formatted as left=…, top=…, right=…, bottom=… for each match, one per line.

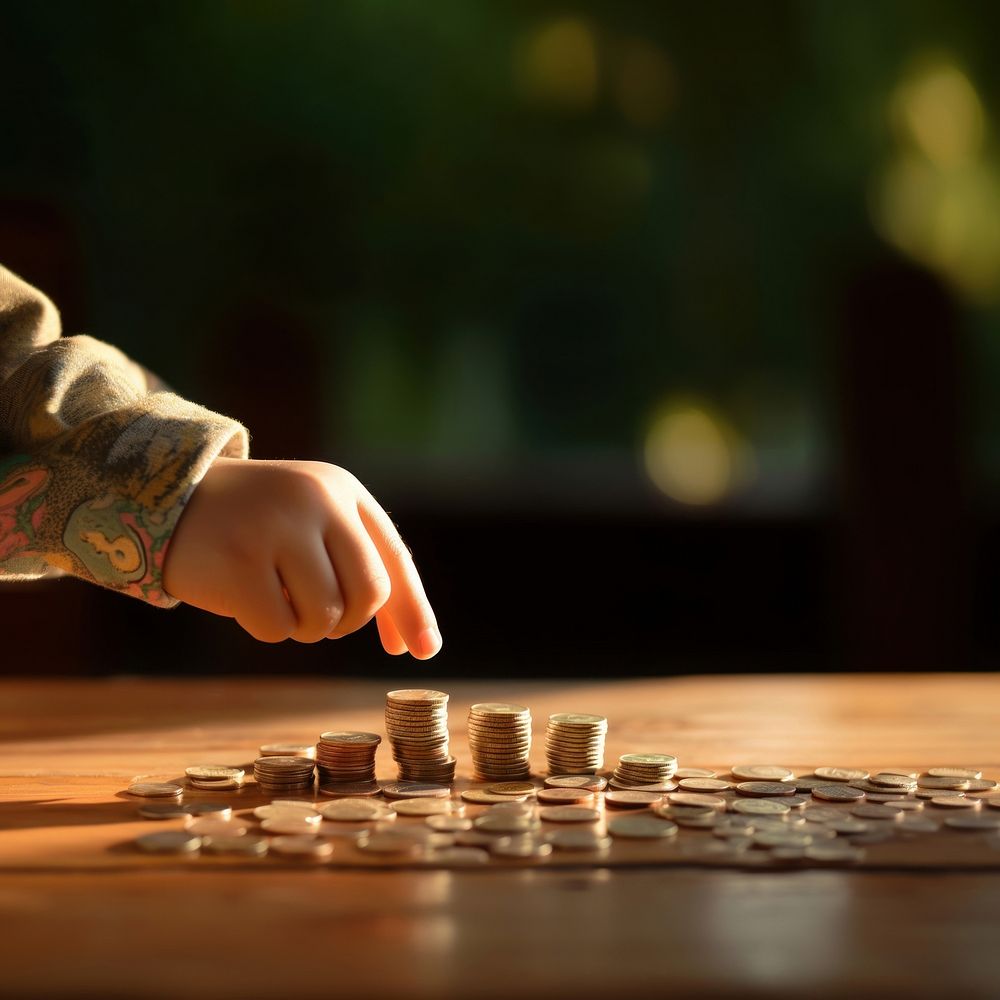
left=2, top=0, right=1000, bottom=676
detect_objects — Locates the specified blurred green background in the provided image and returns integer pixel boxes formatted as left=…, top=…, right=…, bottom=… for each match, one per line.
left=3, top=0, right=1000, bottom=675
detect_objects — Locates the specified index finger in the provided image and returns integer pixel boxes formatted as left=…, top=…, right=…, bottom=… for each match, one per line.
left=356, top=494, right=442, bottom=660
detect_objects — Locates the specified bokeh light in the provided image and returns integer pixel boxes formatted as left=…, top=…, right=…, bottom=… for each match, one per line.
left=514, top=17, right=599, bottom=111
left=615, top=37, right=675, bottom=129
left=873, top=56, right=1000, bottom=302
left=643, top=398, right=754, bottom=506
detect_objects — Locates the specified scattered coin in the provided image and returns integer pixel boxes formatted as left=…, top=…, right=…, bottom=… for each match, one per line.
left=605, top=789, right=661, bottom=808
left=674, top=768, right=717, bottom=779
left=545, top=775, right=608, bottom=792
left=851, top=804, right=903, bottom=820
left=944, top=813, right=1000, bottom=830
left=426, top=814, right=474, bottom=832
left=358, top=834, right=424, bottom=856
left=184, top=802, right=233, bottom=819
left=318, top=800, right=393, bottom=822
left=491, top=838, right=554, bottom=859
left=927, top=767, right=982, bottom=780
left=917, top=775, right=970, bottom=791
left=381, top=782, right=451, bottom=800
left=261, top=816, right=323, bottom=834
left=474, top=813, right=541, bottom=835
left=732, top=799, right=790, bottom=816
left=461, top=788, right=530, bottom=805
left=930, top=796, right=980, bottom=809
left=539, top=806, right=600, bottom=823
left=186, top=817, right=249, bottom=837
left=812, top=784, right=866, bottom=802
left=668, top=792, right=726, bottom=811
left=753, top=830, right=813, bottom=848
left=814, top=767, right=869, bottom=782
left=679, top=778, right=733, bottom=793
left=730, top=765, right=794, bottom=782
left=865, top=793, right=906, bottom=803
left=608, top=779, right=677, bottom=793
left=888, top=799, right=923, bottom=811
left=826, top=818, right=871, bottom=835
left=804, top=843, right=865, bottom=864
left=965, top=779, right=998, bottom=793
left=869, top=773, right=917, bottom=790
left=202, top=834, right=269, bottom=856
left=537, top=787, right=595, bottom=805
left=127, top=782, right=183, bottom=799
left=270, top=835, right=333, bottom=859
left=391, top=799, right=455, bottom=817
left=135, top=831, right=201, bottom=854
left=897, top=817, right=940, bottom=833
left=736, top=781, right=797, bottom=797
left=608, top=815, right=678, bottom=839
left=487, top=782, right=537, bottom=797
left=546, top=829, right=612, bottom=851
left=428, top=846, right=490, bottom=865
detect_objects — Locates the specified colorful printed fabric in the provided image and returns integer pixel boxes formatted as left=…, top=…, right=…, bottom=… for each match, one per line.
left=0, top=265, right=248, bottom=606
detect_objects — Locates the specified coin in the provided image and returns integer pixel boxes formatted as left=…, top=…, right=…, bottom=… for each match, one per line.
left=811, top=784, right=866, bottom=802
left=491, top=839, right=554, bottom=859
left=801, top=805, right=843, bottom=823
left=486, top=782, right=537, bottom=796
left=426, top=846, right=490, bottom=866
left=381, top=782, right=451, bottom=799
left=965, top=779, right=998, bottom=792
left=202, top=834, right=269, bottom=856
left=539, top=806, right=600, bottom=823
left=261, top=816, right=323, bottom=834
left=259, top=744, right=316, bottom=758
left=814, top=767, right=869, bottom=782
left=601, top=789, right=658, bottom=808
left=668, top=792, right=726, bottom=810
left=127, top=782, right=184, bottom=798
left=987, top=798, right=1000, bottom=810
left=608, top=779, right=677, bottom=793
left=387, top=689, right=449, bottom=705
left=391, top=799, right=456, bottom=817
left=869, top=773, right=917, bottom=789
left=185, top=766, right=245, bottom=781
left=545, top=713, right=607, bottom=775
left=545, top=775, right=608, bottom=791
left=474, top=813, right=541, bottom=835
left=270, top=835, right=333, bottom=859
left=184, top=802, right=232, bottom=819
left=887, top=799, right=923, bottom=812
left=804, top=843, right=864, bottom=863
left=754, top=829, right=813, bottom=848
left=927, top=767, right=982, bottom=779
left=851, top=804, right=903, bottom=820
left=318, top=781, right=382, bottom=798
left=318, top=800, right=391, bottom=822
left=944, top=813, right=1000, bottom=830
left=678, top=778, right=732, bottom=793
left=826, top=818, right=870, bottom=835
left=930, top=796, right=980, bottom=809
left=461, top=789, right=530, bottom=805
left=607, top=815, right=678, bottom=839
left=865, top=793, right=906, bottom=803
left=674, top=768, right=718, bottom=779
left=546, top=829, right=612, bottom=851
left=386, top=691, right=454, bottom=784
left=537, top=787, right=595, bottom=805
left=917, top=775, right=970, bottom=790
left=897, top=816, right=940, bottom=833
left=426, top=814, right=474, bottom=832
left=469, top=703, right=531, bottom=780
left=730, top=765, right=793, bottom=782
left=735, top=781, right=797, bottom=797
left=186, top=817, right=249, bottom=837
left=732, top=799, right=789, bottom=816
left=135, top=831, right=201, bottom=854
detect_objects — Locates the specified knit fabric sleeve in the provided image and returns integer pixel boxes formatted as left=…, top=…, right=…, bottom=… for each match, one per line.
left=0, top=264, right=249, bottom=607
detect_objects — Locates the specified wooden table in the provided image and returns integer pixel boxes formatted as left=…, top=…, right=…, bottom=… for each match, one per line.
left=2, top=674, right=999, bottom=998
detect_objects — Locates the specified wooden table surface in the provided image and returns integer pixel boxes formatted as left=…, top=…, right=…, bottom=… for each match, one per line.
left=2, top=673, right=1000, bottom=999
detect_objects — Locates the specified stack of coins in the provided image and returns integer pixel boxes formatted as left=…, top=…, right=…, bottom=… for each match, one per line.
left=258, top=743, right=316, bottom=760
left=253, top=755, right=315, bottom=796
left=185, top=766, right=245, bottom=791
left=316, top=732, right=381, bottom=785
left=611, top=753, right=677, bottom=788
left=544, top=713, right=608, bottom=775
left=385, top=689, right=456, bottom=784
left=468, top=703, right=532, bottom=780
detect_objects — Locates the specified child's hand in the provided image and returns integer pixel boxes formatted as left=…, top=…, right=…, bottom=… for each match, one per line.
left=161, top=457, right=442, bottom=658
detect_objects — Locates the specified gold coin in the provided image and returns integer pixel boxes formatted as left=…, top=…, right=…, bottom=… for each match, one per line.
left=606, top=789, right=662, bottom=807
left=134, top=831, right=201, bottom=854
left=674, top=768, right=717, bottom=779
left=426, top=814, right=473, bottom=832
left=927, top=767, right=982, bottom=780
left=678, top=778, right=732, bottom=792
left=545, top=775, right=608, bottom=791
left=732, top=799, right=789, bottom=816
left=270, top=835, right=333, bottom=859
left=461, top=788, right=530, bottom=805
left=185, top=766, right=245, bottom=780
left=546, top=829, right=612, bottom=851
left=486, top=782, right=537, bottom=796
left=811, top=784, right=865, bottom=802
left=126, top=782, right=183, bottom=798
left=730, top=764, right=793, bottom=782
left=668, top=792, right=726, bottom=810
left=814, top=767, right=869, bottom=782
left=607, top=815, right=678, bottom=839
left=539, top=806, right=600, bottom=823
left=537, top=787, right=595, bottom=805
left=381, top=782, right=451, bottom=799
left=929, top=796, right=980, bottom=809
left=392, top=799, right=455, bottom=817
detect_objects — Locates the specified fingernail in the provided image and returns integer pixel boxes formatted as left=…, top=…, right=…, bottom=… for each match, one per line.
left=416, top=627, right=442, bottom=658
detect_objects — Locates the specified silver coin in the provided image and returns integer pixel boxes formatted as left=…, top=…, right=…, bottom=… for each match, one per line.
left=426, top=814, right=474, bottom=832
left=730, top=765, right=794, bottom=782
left=869, top=773, right=917, bottom=789
left=126, top=782, right=184, bottom=798
left=674, top=768, right=718, bottom=779
left=814, top=766, right=869, bottom=782
left=732, top=798, right=790, bottom=816
left=546, top=829, right=612, bottom=851
left=491, top=838, right=554, bottom=859
left=185, top=803, right=233, bottom=819
left=930, top=796, right=981, bottom=809
left=851, top=804, right=903, bottom=820
left=202, top=834, right=269, bottom=856
left=135, top=831, right=201, bottom=854
left=812, top=784, right=865, bottom=802
left=137, top=802, right=194, bottom=820
left=539, top=806, right=600, bottom=823
left=735, top=781, right=797, bottom=797
left=927, top=767, right=982, bottom=779
left=607, top=815, right=678, bottom=839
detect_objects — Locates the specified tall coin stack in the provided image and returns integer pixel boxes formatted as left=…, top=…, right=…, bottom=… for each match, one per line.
left=611, top=752, right=677, bottom=788
left=384, top=689, right=457, bottom=783
left=468, top=703, right=532, bottom=780
left=316, top=731, right=381, bottom=786
left=545, top=713, right=608, bottom=775
left=253, top=755, right=316, bottom=796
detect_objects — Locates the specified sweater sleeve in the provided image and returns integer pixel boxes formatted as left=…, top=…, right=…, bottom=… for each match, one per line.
left=0, top=264, right=249, bottom=607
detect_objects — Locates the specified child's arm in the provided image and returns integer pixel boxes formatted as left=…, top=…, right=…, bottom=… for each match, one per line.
left=0, top=264, right=246, bottom=607
left=0, top=265, right=440, bottom=658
